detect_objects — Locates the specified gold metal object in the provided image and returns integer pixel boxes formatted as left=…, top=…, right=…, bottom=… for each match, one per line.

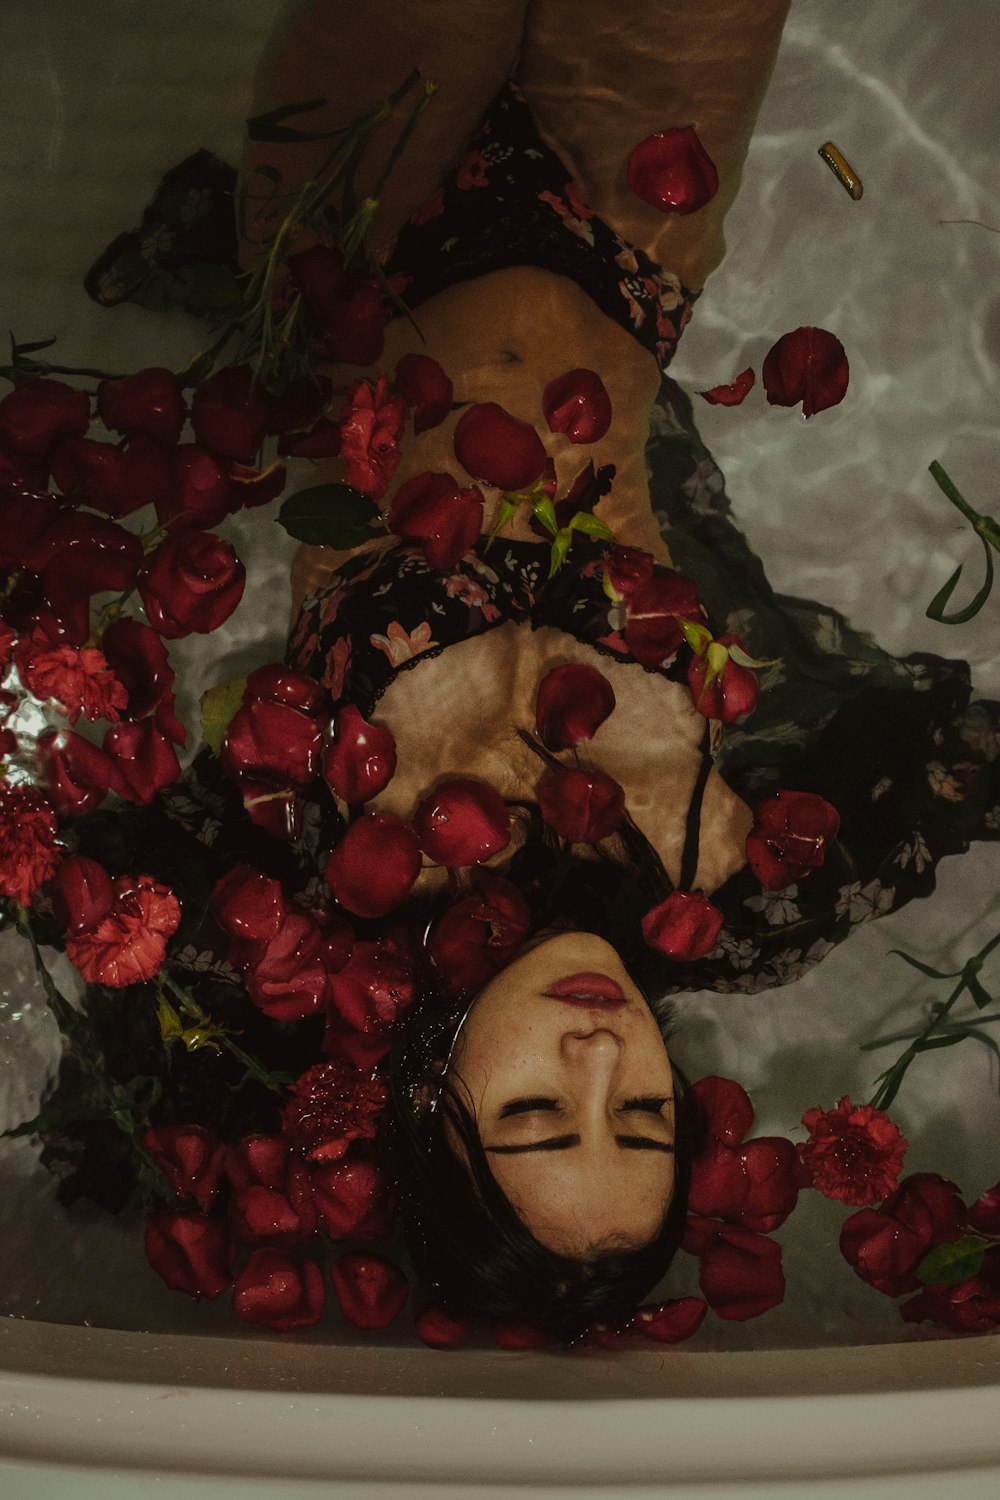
left=819, top=142, right=863, bottom=200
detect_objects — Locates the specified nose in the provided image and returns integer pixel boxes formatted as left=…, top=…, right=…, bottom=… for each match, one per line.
left=560, top=1028, right=622, bottom=1065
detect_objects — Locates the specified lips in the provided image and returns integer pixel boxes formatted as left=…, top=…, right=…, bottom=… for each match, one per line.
left=543, top=972, right=627, bottom=1008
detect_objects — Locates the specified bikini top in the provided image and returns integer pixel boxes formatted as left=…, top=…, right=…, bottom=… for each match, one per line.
left=382, top=83, right=696, bottom=371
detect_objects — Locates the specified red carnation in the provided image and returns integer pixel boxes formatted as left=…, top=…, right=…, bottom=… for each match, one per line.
left=139, top=529, right=246, bottom=640
left=394, top=353, right=453, bottom=434
left=687, top=1220, right=785, bottom=1320
left=746, top=789, right=841, bottom=891
left=51, top=854, right=113, bottom=934
left=326, top=813, right=422, bottom=918
left=641, top=889, right=724, bottom=961
left=331, top=1251, right=408, bottom=1329
left=387, top=470, right=483, bottom=570
left=322, top=704, right=397, bottom=805
left=633, top=1297, right=707, bottom=1344
left=623, top=566, right=701, bottom=667
left=282, top=1059, right=388, bottom=1164
left=626, top=126, right=719, bottom=215
left=64, top=873, right=180, bottom=987
left=233, top=1249, right=326, bottom=1331
left=98, top=366, right=186, bottom=447
left=761, top=327, right=850, bottom=418
left=338, top=376, right=407, bottom=502
left=190, top=364, right=270, bottom=464
left=799, top=1096, right=908, bottom=1207
left=415, top=776, right=511, bottom=867
left=698, top=367, right=756, bottom=407
left=452, top=402, right=547, bottom=491
left=142, top=1124, right=227, bottom=1213
left=311, top=1158, right=390, bottom=1240
left=535, top=662, right=616, bottom=751
left=327, top=939, right=417, bottom=1035
left=144, top=1211, right=234, bottom=1299
left=427, top=873, right=530, bottom=995
left=101, top=618, right=185, bottom=745
left=0, top=377, right=90, bottom=458
left=542, top=368, right=612, bottom=444
left=0, top=783, right=63, bottom=906
left=17, top=636, right=127, bottom=725
left=242, top=909, right=327, bottom=1022
left=104, top=718, right=181, bottom=804
left=537, top=766, right=625, bottom=843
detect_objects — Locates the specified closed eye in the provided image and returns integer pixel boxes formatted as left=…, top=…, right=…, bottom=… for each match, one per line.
left=498, top=1098, right=559, bottom=1118
left=619, top=1096, right=672, bottom=1115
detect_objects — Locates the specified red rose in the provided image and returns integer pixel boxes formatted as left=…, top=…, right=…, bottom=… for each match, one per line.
left=311, top=1158, right=389, bottom=1239
left=542, top=368, right=612, bottom=444
left=427, top=873, right=530, bottom=995
left=690, top=1076, right=755, bottom=1146
left=98, top=367, right=186, bottom=447
left=64, top=873, right=181, bottom=986
left=623, top=567, right=701, bottom=667
left=746, top=789, right=841, bottom=891
left=156, top=445, right=233, bottom=530
left=415, top=1306, right=472, bottom=1349
left=839, top=1172, right=966, bottom=1297
left=688, top=1220, right=785, bottom=1320
left=139, top=529, right=246, bottom=639
left=626, top=126, right=719, bottom=215
left=20, top=510, right=143, bottom=644
left=322, top=704, right=397, bottom=805
left=387, top=470, right=484, bottom=570
left=209, top=864, right=287, bottom=944
left=225, top=1134, right=289, bottom=1192
left=50, top=434, right=172, bottom=518
left=51, top=854, right=114, bottom=934
left=230, top=1161, right=317, bottom=1246
left=537, top=766, right=625, bottom=843
left=0, top=377, right=90, bottom=458
left=604, top=545, right=654, bottom=602
left=641, top=889, right=724, bottom=961
left=633, top=1297, right=707, bottom=1344
left=687, top=634, right=759, bottom=723
left=320, top=282, right=386, bottom=366
left=799, top=1096, right=908, bottom=1207
left=394, top=353, right=454, bottom=434
left=242, top=909, right=327, bottom=1022
left=144, top=1211, right=234, bottom=1299
left=326, top=813, right=422, bottom=918
left=327, top=940, right=417, bottom=1035
left=698, top=367, right=756, bottom=407
left=245, top=663, right=325, bottom=714
left=283, top=1060, right=388, bottom=1165
left=414, top=776, right=511, bottom=867
left=36, top=727, right=114, bottom=815
left=452, top=402, right=548, bottom=491
left=104, top=718, right=181, bottom=803
left=535, top=663, right=616, bottom=751
left=338, top=376, right=407, bottom=501
left=968, top=1182, right=1000, bottom=1236
left=233, top=1248, right=326, bottom=1331
left=222, top=695, right=324, bottom=788
left=142, top=1124, right=227, bottom=1213
left=901, top=1248, right=1000, bottom=1335
left=761, top=327, right=850, bottom=418
left=0, top=783, right=63, bottom=906
left=190, top=364, right=270, bottom=463
left=331, top=1251, right=408, bottom=1329
left=101, top=618, right=186, bottom=745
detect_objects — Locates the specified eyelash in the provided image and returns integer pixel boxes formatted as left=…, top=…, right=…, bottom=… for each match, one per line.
left=501, top=1097, right=669, bottom=1117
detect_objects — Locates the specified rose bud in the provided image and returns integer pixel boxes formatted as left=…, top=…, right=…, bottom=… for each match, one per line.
left=537, top=766, right=625, bottom=843
left=51, top=854, right=114, bottom=934
left=542, top=368, right=612, bottom=444
left=641, top=889, right=724, bottom=961
left=239, top=778, right=303, bottom=842
left=330, top=1251, right=408, bottom=1329
left=492, top=1320, right=548, bottom=1350
left=320, top=281, right=386, bottom=366
left=387, top=470, right=484, bottom=571
left=233, top=1248, right=326, bottom=1331
left=535, top=662, right=616, bottom=751
left=222, top=697, right=324, bottom=790
left=394, top=352, right=454, bottom=434
left=144, top=1211, right=234, bottom=1299
left=427, top=873, right=530, bottom=996
left=633, top=1297, right=708, bottom=1344
left=139, top=529, right=246, bottom=640
left=604, top=544, right=655, bottom=603
left=326, top=814, right=422, bottom=918
left=311, top=1158, right=387, bottom=1239
left=327, top=940, right=417, bottom=1034
left=0, top=377, right=90, bottom=458
left=761, top=326, right=850, bottom=418
left=686, top=632, right=759, bottom=723
left=104, top=718, right=181, bottom=803
left=690, top=1075, right=755, bottom=1146
left=225, top=1134, right=289, bottom=1192
left=243, top=910, right=327, bottom=1022
left=143, top=1124, right=227, bottom=1213
left=452, top=402, right=548, bottom=491
left=323, top=704, right=397, bottom=804
left=209, top=864, right=287, bottom=944
left=415, top=1306, right=473, bottom=1349
left=230, top=1161, right=317, bottom=1246
left=623, top=566, right=701, bottom=667
left=228, top=458, right=288, bottom=512
left=287, top=244, right=346, bottom=318
left=0, top=442, right=48, bottom=492
left=698, top=367, right=756, bottom=408
left=36, top=727, right=114, bottom=815
left=101, top=618, right=186, bottom=745
left=690, top=1222, right=785, bottom=1321
left=746, top=789, right=841, bottom=891
left=156, top=445, right=233, bottom=530
left=190, top=364, right=271, bottom=463
left=839, top=1173, right=966, bottom=1296
left=626, top=125, right=719, bottom=215
left=98, top=367, right=186, bottom=447
left=415, top=776, right=511, bottom=868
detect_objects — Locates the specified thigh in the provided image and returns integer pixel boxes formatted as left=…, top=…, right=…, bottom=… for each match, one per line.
left=517, top=0, right=790, bottom=289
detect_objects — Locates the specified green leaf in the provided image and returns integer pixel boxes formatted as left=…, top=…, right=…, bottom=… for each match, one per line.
left=887, top=949, right=960, bottom=980
left=925, top=534, right=994, bottom=624
left=531, top=495, right=559, bottom=537
left=277, top=483, right=383, bottom=548
left=966, top=973, right=996, bottom=1010
left=915, top=1235, right=989, bottom=1286
left=548, top=529, right=573, bottom=578
left=200, top=676, right=247, bottom=753
left=568, top=511, right=614, bottom=540
left=912, top=1032, right=968, bottom=1052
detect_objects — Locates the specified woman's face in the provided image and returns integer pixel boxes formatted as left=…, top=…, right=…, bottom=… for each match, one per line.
left=446, top=931, right=676, bottom=1256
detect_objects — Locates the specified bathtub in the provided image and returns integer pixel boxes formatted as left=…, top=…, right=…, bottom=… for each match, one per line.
left=1, top=1, right=998, bottom=1494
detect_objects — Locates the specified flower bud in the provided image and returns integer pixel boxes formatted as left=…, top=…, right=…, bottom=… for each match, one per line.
left=233, top=1248, right=326, bottom=1330
left=144, top=1211, right=234, bottom=1299
left=0, top=377, right=91, bottom=458
left=98, top=367, right=186, bottom=447
left=387, top=471, right=483, bottom=570
left=51, top=854, right=114, bottom=934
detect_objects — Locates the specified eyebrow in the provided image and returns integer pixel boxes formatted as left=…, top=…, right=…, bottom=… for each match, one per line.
left=485, top=1135, right=675, bottom=1155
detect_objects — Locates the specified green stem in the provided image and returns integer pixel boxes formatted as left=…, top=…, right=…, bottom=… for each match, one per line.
left=160, top=973, right=290, bottom=1097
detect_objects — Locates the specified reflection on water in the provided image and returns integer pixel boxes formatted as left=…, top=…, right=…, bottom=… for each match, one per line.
left=0, top=0, right=998, bottom=1349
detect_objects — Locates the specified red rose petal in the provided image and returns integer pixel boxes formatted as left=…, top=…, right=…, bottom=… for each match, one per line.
left=326, top=813, right=422, bottom=917
left=394, top=353, right=454, bottom=435
left=415, top=777, right=510, bottom=868
left=535, top=663, right=616, bottom=751
left=698, top=367, right=756, bottom=408
left=542, top=368, right=612, bottom=444
left=641, top=889, right=724, bottom=961
left=331, top=1251, right=408, bottom=1329
left=453, top=402, right=547, bottom=491
left=537, top=766, right=625, bottom=843
left=761, top=326, right=849, bottom=418
left=626, top=126, right=719, bottom=216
